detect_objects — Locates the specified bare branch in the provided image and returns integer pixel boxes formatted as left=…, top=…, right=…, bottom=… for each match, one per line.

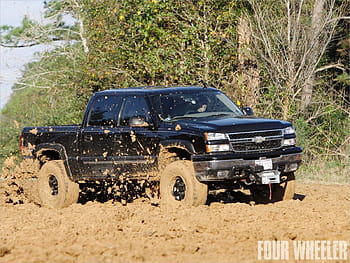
left=11, top=82, right=52, bottom=90
left=315, top=63, right=346, bottom=73
left=72, top=0, right=89, bottom=53
left=248, top=0, right=346, bottom=116
left=0, top=43, right=39, bottom=48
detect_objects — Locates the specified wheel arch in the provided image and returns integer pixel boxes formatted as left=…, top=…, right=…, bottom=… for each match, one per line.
left=35, top=143, right=74, bottom=180
left=159, top=140, right=195, bottom=160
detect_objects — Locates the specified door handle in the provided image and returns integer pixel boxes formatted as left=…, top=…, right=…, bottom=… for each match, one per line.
left=84, top=135, right=93, bottom=142
left=113, top=134, right=122, bottom=142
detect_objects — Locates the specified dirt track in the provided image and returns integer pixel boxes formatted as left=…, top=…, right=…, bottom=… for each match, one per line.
left=0, top=161, right=349, bottom=262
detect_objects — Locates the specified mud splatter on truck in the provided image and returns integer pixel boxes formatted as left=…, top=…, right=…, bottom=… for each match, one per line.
left=19, top=86, right=302, bottom=208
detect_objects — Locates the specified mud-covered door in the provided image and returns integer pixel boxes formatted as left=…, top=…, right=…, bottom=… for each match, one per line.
left=79, top=95, right=123, bottom=177
left=117, top=95, right=158, bottom=175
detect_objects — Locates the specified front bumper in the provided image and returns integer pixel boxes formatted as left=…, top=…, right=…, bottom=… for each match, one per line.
left=192, top=152, right=302, bottom=182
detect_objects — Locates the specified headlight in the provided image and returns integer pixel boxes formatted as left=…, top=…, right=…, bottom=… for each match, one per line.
left=206, top=144, right=230, bottom=152
left=205, top=132, right=227, bottom=140
left=283, top=138, right=296, bottom=146
left=283, top=126, right=296, bottom=135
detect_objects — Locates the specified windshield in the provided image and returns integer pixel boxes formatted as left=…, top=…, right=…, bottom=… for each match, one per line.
left=149, top=91, right=243, bottom=121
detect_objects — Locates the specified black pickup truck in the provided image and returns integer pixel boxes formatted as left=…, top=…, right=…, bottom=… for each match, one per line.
left=20, top=86, right=302, bottom=208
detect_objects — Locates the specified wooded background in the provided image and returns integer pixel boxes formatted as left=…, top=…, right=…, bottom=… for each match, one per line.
left=0, top=0, right=349, bottom=172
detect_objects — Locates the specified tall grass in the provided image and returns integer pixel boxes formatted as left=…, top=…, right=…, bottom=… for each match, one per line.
left=297, top=157, right=349, bottom=185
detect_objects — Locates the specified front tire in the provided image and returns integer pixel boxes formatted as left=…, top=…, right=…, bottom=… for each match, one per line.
left=160, top=160, right=208, bottom=206
left=37, top=160, right=79, bottom=208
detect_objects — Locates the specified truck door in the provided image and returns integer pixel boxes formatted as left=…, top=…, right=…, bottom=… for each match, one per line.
left=79, top=95, right=123, bottom=177
left=117, top=95, right=158, bottom=175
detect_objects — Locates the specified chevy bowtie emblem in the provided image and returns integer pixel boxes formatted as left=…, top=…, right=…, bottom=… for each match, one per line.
left=252, top=136, right=266, bottom=143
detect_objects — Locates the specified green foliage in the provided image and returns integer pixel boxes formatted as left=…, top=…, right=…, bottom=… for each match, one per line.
left=0, top=44, right=86, bottom=159
left=294, top=97, right=349, bottom=159
left=335, top=72, right=350, bottom=86
left=79, top=0, right=241, bottom=92
left=0, top=16, right=36, bottom=44
left=0, top=2, right=79, bottom=47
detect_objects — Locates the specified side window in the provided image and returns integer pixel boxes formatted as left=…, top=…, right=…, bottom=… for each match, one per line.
left=88, top=96, right=122, bottom=126
left=120, top=96, right=150, bottom=126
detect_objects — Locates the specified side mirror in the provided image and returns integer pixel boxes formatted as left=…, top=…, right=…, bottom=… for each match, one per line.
left=129, top=116, right=150, bottom=127
left=242, top=107, right=254, bottom=116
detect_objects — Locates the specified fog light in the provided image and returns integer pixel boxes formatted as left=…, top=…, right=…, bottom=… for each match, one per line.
left=217, top=170, right=230, bottom=178
left=284, top=163, right=299, bottom=172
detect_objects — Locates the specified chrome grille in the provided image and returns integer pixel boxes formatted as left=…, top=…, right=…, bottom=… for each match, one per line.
left=229, top=130, right=283, bottom=152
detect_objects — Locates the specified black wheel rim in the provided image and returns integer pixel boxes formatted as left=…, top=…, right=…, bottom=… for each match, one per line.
left=49, top=175, right=59, bottom=196
left=172, top=176, right=186, bottom=201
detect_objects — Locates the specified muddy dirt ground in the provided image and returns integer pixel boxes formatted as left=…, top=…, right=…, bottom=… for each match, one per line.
left=0, top=159, right=349, bottom=263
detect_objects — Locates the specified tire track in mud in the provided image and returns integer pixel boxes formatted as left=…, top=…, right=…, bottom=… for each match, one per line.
left=0, top=163, right=349, bottom=263
left=0, top=159, right=349, bottom=262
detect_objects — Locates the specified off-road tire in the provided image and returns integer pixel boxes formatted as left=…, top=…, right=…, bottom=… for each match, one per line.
left=160, top=160, right=208, bottom=206
left=37, top=160, right=79, bottom=208
left=250, top=172, right=295, bottom=204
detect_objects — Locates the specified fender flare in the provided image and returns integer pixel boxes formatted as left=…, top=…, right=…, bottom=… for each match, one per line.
left=159, top=140, right=196, bottom=154
left=35, top=143, right=74, bottom=180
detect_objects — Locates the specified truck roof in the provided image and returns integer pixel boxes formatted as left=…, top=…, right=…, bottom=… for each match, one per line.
left=94, top=86, right=219, bottom=96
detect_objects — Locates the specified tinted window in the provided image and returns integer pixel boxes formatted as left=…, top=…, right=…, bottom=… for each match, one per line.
left=120, top=96, right=150, bottom=126
left=88, top=96, right=122, bottom=126
left=149, top=91, right=242, bottom=121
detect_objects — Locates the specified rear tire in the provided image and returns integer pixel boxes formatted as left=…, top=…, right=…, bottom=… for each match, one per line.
left=160, top=160, right=208, bottom=206
left=37, top=160, right=79, bottom=208
left=250, top=172, right=295, bottom=203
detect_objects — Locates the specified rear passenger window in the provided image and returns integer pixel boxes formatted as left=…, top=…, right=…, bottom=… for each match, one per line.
left=120, top=96, right=150, bottom=126
left=88, top=96, right=122, bottom=126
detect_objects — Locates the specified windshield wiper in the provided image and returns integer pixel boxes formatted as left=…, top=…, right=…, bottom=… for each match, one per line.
left=207, top=113, right=233, bottom=117
left=169, top=116, right=194, bottom=121
left=168, top=112, right=238, bottom=121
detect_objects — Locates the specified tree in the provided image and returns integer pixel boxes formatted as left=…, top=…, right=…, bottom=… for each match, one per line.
left=247, top=0, right=349, bottom=119
left=0, top=0, right=86, bottom=49
left=0, top=0, right=246, bottom=161
left=1, top=0, right=348, bottom=163
left=78, top=0, right=244, bottom=95
left=237, top=13, right=260, bottom=107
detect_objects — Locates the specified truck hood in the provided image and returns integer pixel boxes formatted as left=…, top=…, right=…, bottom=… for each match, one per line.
left=175, top=116, right=291, bottom=133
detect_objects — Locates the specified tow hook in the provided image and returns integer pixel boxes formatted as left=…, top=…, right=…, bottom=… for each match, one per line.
left=242, top=168, right=259, bottom=185
left=242, top=167, right=281, bottom=185
left=241, top=174, right=256, bottom=185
